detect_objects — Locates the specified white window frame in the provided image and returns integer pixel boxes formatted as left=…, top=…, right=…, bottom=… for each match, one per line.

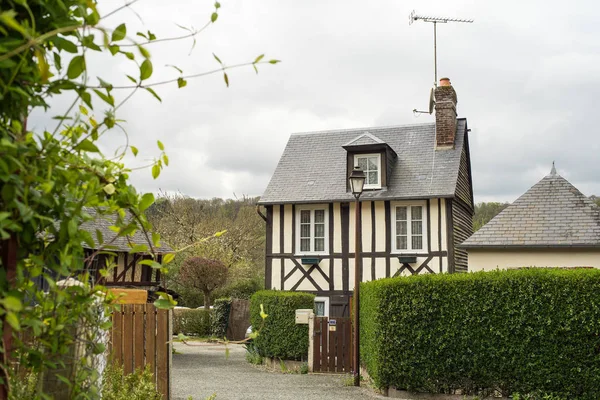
left=391, top=201, right=428, bottom=254
left=314, top=296, right=330, bottom=317
left=295, top=204, right=329, bottom=255
left=354, top=153, right=382, bottom=189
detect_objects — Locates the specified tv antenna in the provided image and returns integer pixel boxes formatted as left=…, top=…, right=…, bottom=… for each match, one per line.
left=409, top=10, right=473, bottom=87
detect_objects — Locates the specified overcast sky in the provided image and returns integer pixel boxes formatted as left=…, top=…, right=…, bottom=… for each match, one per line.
left=31, top=0, right=600, bottom=203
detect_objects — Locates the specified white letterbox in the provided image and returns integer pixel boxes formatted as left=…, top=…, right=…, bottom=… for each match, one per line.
left=295, top=309, right=312, bottom=324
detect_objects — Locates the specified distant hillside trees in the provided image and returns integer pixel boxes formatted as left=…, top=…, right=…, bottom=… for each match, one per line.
left=473, top=202, right=510, bottom=232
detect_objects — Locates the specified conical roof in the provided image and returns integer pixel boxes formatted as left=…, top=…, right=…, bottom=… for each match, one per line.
left=462, top=168, right=600, bottom=248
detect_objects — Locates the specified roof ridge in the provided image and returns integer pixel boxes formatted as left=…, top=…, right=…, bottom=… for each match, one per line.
left=290, top=122, right=436, bottom=137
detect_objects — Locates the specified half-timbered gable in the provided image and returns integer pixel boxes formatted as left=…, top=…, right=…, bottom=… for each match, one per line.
left=259, top=78, right=474, bottom=317
left=80, top=208, right=172, bottom=289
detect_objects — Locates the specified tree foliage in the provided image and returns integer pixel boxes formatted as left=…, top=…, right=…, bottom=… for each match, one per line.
left=473, top=201, right=510, bottom=231
left=0, top=0, right=275, bottom=397
left=179, top=257, right=228, bottom=310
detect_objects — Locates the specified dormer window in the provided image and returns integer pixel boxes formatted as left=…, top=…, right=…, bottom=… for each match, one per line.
left=354, top=154, right=381, bottom=189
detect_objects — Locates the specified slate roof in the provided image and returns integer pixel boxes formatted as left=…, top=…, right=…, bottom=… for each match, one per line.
left=80, top=207, right=172, bottom=253
left=259, top=119, right=467, bottom=204
left=343, top=132, right=385, bottom=147
left=461, top=170, right=600, bottom=248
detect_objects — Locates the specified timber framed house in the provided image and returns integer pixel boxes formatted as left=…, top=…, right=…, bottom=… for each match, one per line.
left=258, top=78, right=474, bottom=317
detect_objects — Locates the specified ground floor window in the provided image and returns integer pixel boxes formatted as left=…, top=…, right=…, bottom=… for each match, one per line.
left=314, top=296, right=329, bottom=317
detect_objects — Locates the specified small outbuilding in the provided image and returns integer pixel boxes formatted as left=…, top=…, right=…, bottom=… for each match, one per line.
left=461, top=164, right=600, bottom=270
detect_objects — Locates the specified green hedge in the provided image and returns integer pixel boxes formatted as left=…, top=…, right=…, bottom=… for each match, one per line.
left=250, top=290, right=315, bottom=360
left=173, top=308, right=211, bottom=336
left=361, top=268, right=600, bottom=399
left=211, top=298, right=231, bottom=338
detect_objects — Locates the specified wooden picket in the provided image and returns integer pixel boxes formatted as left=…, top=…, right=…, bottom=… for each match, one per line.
left=313, top=316, right=352, bottom=373
left=109, top=304, right=171, bottom=399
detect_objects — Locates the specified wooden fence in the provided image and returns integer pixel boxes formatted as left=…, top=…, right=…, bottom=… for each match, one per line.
left=109, top=304, right=171, bottom=399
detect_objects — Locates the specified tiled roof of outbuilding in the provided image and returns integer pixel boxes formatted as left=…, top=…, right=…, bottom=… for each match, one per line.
left=259, top=119, right=468, bottom=204
left=461, top=169, right=600, bottom=248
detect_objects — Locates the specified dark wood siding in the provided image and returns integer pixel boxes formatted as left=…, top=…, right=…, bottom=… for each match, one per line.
left=455, top=144, right=473, bottom=208
left=452, top=200, right=472, bottom=272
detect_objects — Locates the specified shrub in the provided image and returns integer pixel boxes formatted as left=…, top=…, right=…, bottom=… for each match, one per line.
left=173, top=308, right=212, bottom=336
left=214, top=277, right=263, bottom=300
left=361, top=268, right=600, bottom=399
left=250, top=290, right=315, bottom=360
left=211, top=298, right=232, bottom=338
left=102, top=365, right=161, bottom=400
left=244, top=342, right=263, bottom=365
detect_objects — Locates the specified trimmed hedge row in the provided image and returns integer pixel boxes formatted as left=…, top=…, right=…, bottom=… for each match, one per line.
left=211, top=298, right=231, bottom=338
left=173, top=308, right=211, bottom=336
left=361, top=268, right=600, bottom=399
left=250, top=290, right=315, bottom=360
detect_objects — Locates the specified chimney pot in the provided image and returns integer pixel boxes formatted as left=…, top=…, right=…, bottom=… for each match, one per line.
left=439, top=77, right=451, bottom=87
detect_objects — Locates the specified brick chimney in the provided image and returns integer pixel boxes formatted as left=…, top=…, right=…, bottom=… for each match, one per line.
left=434, top=77, right=457, bottom=149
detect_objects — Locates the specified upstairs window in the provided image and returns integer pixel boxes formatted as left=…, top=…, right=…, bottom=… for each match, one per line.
left=354, top=154, right=381, bottom=189
left=297, top=206, right=328, bottom=254
left=392, top=202, right=427, bottom=253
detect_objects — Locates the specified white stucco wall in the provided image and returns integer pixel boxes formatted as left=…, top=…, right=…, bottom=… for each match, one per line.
left=468, top=249, right=600, bottom=271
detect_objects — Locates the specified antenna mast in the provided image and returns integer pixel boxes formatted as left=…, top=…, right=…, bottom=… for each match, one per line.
left=409, top=10, right=473, bottom=86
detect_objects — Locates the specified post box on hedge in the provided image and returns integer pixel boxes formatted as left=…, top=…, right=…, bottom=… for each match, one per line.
left=295, top=309, right=312, bottom=324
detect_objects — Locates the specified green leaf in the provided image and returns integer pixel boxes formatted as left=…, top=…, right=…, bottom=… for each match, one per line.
left=269, top=59, right=281, bottom=64
left=5, top=312, right=20, bottom=331
left=152, top=164, right=160, bottom=179
left=215, top=2, right=221, bottom=9
left=79, top=104, right=88, bottom=116
left=136, top=32, right=148, bottom=40
left=123, top=52, right=134, bottom=60
left=2, top=296, right=22, bottom=312
left=103, top=184, right=116, bottom=195
left=75, top=139, right=99, bottom=153
left=93, top=89, right=114, bottom=107
left=109, top=45, right=119, bottom=55
left=53, top=51, right=62, bottom=70
left=213, top=53, right=222, bottom=65
left=139, top=193, right=155, bottom=212
left=97, top=77, right=113, bottom=90
left=126, top=75, right=137, bottom=84
left=95, top=229, right=104, bottom=245
left=138, top=45, right=150, bottom=59
left=53, top=36, right=78, bottom=53
left=67, top=55, right=85, bottom=79
left=163, top=253, right=175, bottom=264
left=157, top=140, right=164, bottom=151
left=152, top=232, right=160, bottom=247
left=223, top=72, right=229, bottom=87
left=148, top=31, right=157, bottom=40
left=211, top=12, right=218, bottom=23
left=254, top=54, right=264, bottom=63
left=177, top=77, right=187, bottom=88
left=145, top=87, right=162, bottom=102
left=128, top=244, right=148, bottom=254
left=163, top=154, right=169, bottom=166
left=111, top=23, right=127, bottom=42
left=140, top=59, right=153, bottom=80
left=154, top=299, right=172, bottom=309
left=131, top=146, right=139, bottom=156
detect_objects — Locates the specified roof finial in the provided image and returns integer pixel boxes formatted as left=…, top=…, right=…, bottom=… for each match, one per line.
left=550, top=161, right=557, bottom=176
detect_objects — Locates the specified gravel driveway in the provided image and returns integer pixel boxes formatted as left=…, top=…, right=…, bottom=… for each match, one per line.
left=172, top=342, right=388, bottom=400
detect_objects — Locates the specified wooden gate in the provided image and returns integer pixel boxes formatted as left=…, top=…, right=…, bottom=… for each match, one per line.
left=312, top=316, right=352, bottom=373
left=109, top=304, right=171, bottom=399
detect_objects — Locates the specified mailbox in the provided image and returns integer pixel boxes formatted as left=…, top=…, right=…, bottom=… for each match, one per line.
left=295, top=309, right=312, bottom=324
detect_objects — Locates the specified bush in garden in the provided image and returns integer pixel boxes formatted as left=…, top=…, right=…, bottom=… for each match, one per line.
left=250, top=290, right=314, bottom=360
left=172, top=308, right=212, bottom=336
left=361, top=268, right=600, bottom=399
left=210, top=298, right=232, bottom=338
left=102, top=365, right=161, bottom=400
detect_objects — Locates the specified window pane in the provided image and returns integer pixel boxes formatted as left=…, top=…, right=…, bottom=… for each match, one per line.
left=358, top=157, right=368, bottom=170
left=314, top=223, right=325, bottom=238
left=412, top=221, right=422, bottom=235
left=314, top=238, right=325, bottom=252
left=301, top=210, right=311, bottom=223
left=396, top=206, right=407, bottom=221
left=314, top=209, right=325, bottom=223
left=411, top=206, right=422, bottom=220
left=396, top=221, right=407, bottom=235
left=368, top=171, right=378, bottom=185
left=315, top=301, right=325, bottom=316
left=396, top=236, right=407, bottom=250
left=301, top=238, right=310, bottom=252
left=300, top=224, right=310, bottom=238
left=412, top=235, right=423, bottom=250
left=369, top=157, right=378, bottom=170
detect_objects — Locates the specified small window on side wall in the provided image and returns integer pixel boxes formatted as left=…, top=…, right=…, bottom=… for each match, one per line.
left=354, top=153, right=381, bottom=189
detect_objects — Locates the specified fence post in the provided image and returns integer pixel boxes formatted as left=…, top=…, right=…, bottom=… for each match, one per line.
left=308, top=312, right=315, bottom=372
left=168, top=309, right=173, bottom=400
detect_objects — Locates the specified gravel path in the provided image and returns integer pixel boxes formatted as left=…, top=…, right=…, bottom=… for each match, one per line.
left=172, top=342, right=388, bottom=400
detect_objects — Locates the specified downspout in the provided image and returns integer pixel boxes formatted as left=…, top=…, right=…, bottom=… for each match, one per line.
left=256, top=205, right=267, bottom=222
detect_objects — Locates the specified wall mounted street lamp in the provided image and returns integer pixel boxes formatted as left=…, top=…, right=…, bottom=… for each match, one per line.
left=348, top=166, right=365, bottom=387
